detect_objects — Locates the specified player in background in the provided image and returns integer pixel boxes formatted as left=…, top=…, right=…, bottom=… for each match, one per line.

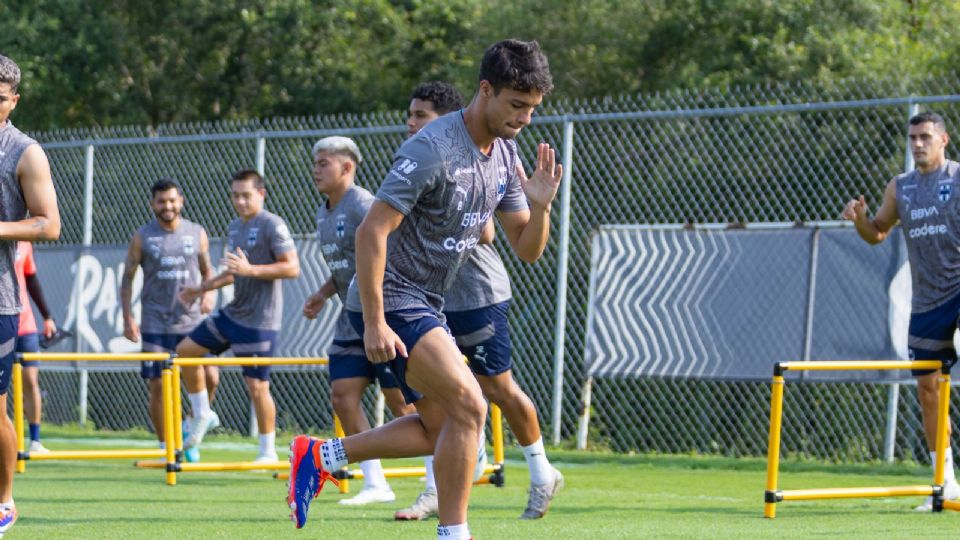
left=302, top=136, right=416, bottom=505
left=121, top=178, right=217, bottom=458
left=0, top=53, right=61, bottom=536
left=14, top=241, right=56, bottom=455
left=394, top=81, right=562, bottom=522
left=289, top=39, right=561, bottom=540
left=842, top=111, right=960, bottom=510
left=178, top=169, right=299, bottom=463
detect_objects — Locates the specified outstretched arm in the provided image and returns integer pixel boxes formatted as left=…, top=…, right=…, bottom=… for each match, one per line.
left=841, top=178, right=899, bottom=244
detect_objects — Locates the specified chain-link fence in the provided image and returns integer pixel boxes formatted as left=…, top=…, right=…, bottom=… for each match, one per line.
left=22, top=74, right=960, bottom=462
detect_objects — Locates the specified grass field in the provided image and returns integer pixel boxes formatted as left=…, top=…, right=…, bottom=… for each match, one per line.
left=7, top=429, right=960, bottom=539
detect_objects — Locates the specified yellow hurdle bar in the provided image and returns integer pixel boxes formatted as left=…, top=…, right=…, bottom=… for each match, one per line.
left=15, top=353, right=176, bottom=474
left=28, top=449, right=166, bottom=460
left=173, top=357, right=329, bottom=367
left=162, top=366, right=177, bottom=485
left=763, top=375, right=785, bottom=519
left=13, top=363, right=24, bottom=473
left=778, top=360, right=942, bottom=372
left=765, top=359, right=952, bottom=517
left=20, top=352, right=170, bottom=362
left=780, top=486, right=934, bottom=500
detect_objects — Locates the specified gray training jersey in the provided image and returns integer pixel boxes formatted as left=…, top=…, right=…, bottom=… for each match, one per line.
left=222, top=210, right=296, bottom=330
left=0, top=122, right=34, bottom=315
left=345, top=111, right=528, bottom=315
left=316, top=185, right=373, bottom=341
left=137, top=219, right=205, bottom=334
left=443, top=244, right=512, bottom=312
left=895, top=159, right=960, bottom=313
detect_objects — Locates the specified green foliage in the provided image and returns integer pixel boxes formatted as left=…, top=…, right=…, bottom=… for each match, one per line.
left=3, top=1, right=960, bottom=130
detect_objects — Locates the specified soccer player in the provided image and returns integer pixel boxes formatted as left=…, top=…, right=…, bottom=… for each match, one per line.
left=302, top=136, right=415, bottom=505
left=178, top=169, right=299, bottom=462
left=0, top=53, right=61, bottom=536
left=289, top=39, right=560, bottom=540
left=121, top=178, right=217, bottom=456
left=14, top=241, right=57, bottom=455
left=842, top=111, right=960, bottom=510
left=394, top=81, right=562, bottom=522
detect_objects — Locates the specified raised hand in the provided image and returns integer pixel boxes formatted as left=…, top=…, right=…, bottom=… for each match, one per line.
left=224, top=247, right=252, bottom=276
left=841, top=195, right=868, bottom=222
left=521, top=143, right=563, bottom=210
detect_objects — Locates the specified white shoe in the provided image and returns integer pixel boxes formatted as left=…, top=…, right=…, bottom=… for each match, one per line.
left=914, top=479, right=960, bottom=511
left=474, top=444, right=488, bottom=482
left=184, top=409, right=220, bottom=450
left=338, top=485, right=396, bottom=506
left=28, top=440, right=50, bottom=454
left=253, top=451, right=278, bottom=464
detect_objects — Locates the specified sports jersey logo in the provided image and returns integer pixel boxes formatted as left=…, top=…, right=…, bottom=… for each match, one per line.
left=149, top=243, right=161, bottom=259
left=182, top=236, right=195, bottom=255
left=247, top=228, right=259, bottom=247
left=336, top=214, right=346, bottom=238
left=497, top=176, right=507, bottom=199
left=396, top=159, right=419, bottom=174
left=939, top=183, right=952, bottom=202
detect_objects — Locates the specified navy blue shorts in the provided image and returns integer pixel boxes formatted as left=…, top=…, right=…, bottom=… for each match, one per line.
left=16, top=332, right=40, bottom=368
left=0, top=315, right=20, bottom=394
left=444, top=301, right=513, bottom=377
left=140, top=333, right=186, bottom=379
left=347, top=308, right=448, bottom=404
left=187, top=312, right=278, bottom=381
left=908, top=293, right=960, bottom=376
left=329, top=339, right=401, bottom=388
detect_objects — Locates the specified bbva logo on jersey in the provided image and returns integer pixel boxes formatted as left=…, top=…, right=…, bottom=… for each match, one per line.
left=396, top=159, right=418, bottom=174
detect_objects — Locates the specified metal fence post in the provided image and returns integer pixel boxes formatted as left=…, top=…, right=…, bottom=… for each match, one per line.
left=256, top=135, right=266, bottom=176
left=882, top=102, right=919, bottom=462
left=550, top=120, right=575, bottom=445
left=77, top=143, right=96, bottom=426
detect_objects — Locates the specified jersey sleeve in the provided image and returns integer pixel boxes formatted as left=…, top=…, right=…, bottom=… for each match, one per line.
left=497, top=159, right=530, bottom=213
left=375, top=137, right=443, bottom=215
left=270, top=217, right=297, bottom=256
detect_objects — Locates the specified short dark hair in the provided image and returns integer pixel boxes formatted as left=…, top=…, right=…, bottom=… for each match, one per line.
left=479, top=39, right=553, bottom=95
left=0, top=54, right=21, bottom=93
left=150, top=177, right=183, bottom=198
left=411, top=81, right=464, bottom=115
left=230, top=169, right=265, bottom=190
left=910, top=111, right=947, bottom=131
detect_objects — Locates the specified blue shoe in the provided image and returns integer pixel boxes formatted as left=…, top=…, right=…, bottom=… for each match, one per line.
left=287, top=435, right=338, bottom=529
left=181, top=419, right=200, bottom=462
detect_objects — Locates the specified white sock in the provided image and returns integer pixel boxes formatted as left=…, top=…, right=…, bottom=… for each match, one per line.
left=424, top=455, right=437, bottom=491
left=437, top=523, right=470, bottom=539
left=522, top=437, right=553, bottom=485
left=360, top=459, right=389, bottom=490
left=259, top=431, right=276, bottom=455
left=188, top=390, right=210, bottom=418
left=932, top=448, right=957, bottom=484
left=0, top=499, right=13, bottom=510
left=320, top=438, right=348, bottom=471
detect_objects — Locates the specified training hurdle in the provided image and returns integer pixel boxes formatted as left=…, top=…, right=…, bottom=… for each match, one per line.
left=13, top=352, right=174, bottom=481
left=764, top=360, right=959, bottom=518
left=139, top=356, right=505, bottom=491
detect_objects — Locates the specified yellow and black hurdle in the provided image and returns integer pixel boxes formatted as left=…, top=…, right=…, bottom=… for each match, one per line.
left=134, top=355, right=505, bottom=490
left=13, top=352, right=174, bottom=478
left=764, top=360, right=960, bottom=517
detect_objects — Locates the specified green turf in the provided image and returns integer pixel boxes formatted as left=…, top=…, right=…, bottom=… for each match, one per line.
left=7, top=434, right=960, bottom=539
